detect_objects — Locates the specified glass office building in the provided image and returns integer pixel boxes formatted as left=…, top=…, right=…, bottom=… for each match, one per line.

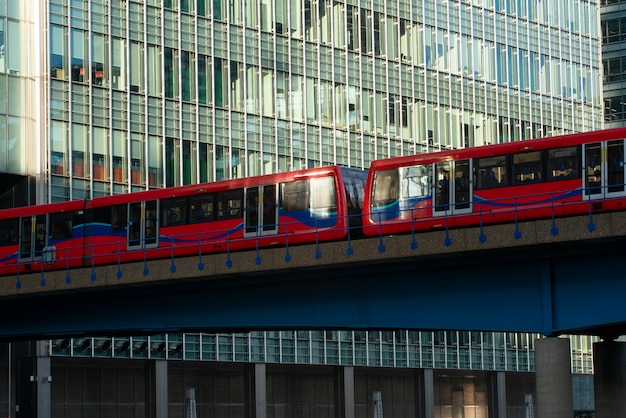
left=601, top=0, right=626, bottom=127
left=49, top=331, right=597, bottom=373
left=0, top=0, right=603, bottom=204
left=0, top=0, right=605, bottom=416
left=37, top=332, right=595, bottom=416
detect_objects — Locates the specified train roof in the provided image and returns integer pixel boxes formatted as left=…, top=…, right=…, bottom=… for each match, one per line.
left=86, top=165, right=352, bottom=206
left=0, top=199, right=86, bottom=220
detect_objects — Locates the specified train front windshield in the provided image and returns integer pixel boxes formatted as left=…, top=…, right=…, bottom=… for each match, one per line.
left=372, top=169, right=400, bottom=208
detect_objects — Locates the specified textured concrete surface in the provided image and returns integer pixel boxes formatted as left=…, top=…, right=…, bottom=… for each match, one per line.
left=594, top=341, right=626, bottom=418
left=536, top=337, right=574, bottom=418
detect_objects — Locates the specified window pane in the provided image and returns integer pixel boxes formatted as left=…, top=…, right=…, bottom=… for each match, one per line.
left=190, top=194, right=214, bottom=223
left=161, top=197, right=187, bottom=226
left=111, top=37, right=126, bottom=90
left=72, top=124, right=89, bottom=178
left=7, top=20, right=20, bottom=74
left=282, top=180, right=309, bottom=212
left=92, top=127, right=109, bottom=181
left=181, top=51, right=194, bottom=101
left=548, top=146, right=580, bottom=180
left=50, top=25, right=67, bottom=79
left=512, top=151, right=542, bottom=185
left=92, top=33, right=108, bottom=86
left=475, top=156, right=508, bottom=189
left=0, top=19, right=5, bottom=73
left=130, top=41, right=143, bottom=92
left=71, top=29, right=87, bottom=82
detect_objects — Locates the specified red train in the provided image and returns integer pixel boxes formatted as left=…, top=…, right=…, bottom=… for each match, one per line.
left=363, top=127, right=626, bottom=236
left=2, top=127, right=626, bottom=277
left=0, top=166, right=367, bottom=276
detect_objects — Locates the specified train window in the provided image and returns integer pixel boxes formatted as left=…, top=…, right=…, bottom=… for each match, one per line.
left=49, top=212, right=73, bottom=240
left=401, top=165, right=430, bottom=198
left=547, top=146, right=580, bottom=180
left=512, top=151, right=542, bottom=185
left=341, top=170, right=366, bottom=211
left=311, top=177, right=336, bottom=213
left=282, top=180, right=310, bottom=212
left=190, top=194, right=215, bottom=223
left=0, top=218, right=18, bottom=246
left=346, top=177, right=365, bottom=210
left=111, top=204, right=127, bottom=233
left=92, top=207, right=112, bottom=232
left=216, top=189, right=243, bottom=220
left=435, top=162, right=451, bottom=211
left=475, top=156, right=507, bottom=189
left=372, top=169, right=400, bottom=207
left=160, top=197, right=188, bottom=226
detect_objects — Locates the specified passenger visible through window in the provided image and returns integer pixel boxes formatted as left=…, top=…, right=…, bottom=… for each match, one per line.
left=475, top=156, right=507, bottom=189
left=547, top=146, right=580, bottom=180
left=512, top=151, right=542, bottom=185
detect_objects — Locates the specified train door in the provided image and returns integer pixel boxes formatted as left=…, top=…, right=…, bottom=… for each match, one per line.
left=584, top=140, right=626, bottom=199
left=433, top=159, right=472, bottom=216
left=244, top=184, right=278, bottom=237
left=19, top=214, right=47, bottom=261
left=127, top=200, right=159, bottom=249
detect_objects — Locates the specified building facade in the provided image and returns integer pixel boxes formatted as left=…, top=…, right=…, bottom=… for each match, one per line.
left=0, top=0, right=607, bottom=416
left=601, top=0, right=626, bottom=127
left=0, top=332, right=597, bottom=417
left=0, top=0, right=603, bottom=204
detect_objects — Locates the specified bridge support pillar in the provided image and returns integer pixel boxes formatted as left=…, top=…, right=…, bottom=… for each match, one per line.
left=13, top=341, right=51, bottom=418
left=146, top=360, right=168, bottom=418
left=423, top=368, right=434, bottom=418
left=496, top=372, right=506, bottom=418
left=535, top=337, right=573, bottom=418
left=253, top=363, right=267, bottom=418
left=593, top=340, right=626, bottom=417
left=34, top=342, right=51, bottom=418
left=342, top=367, right=355, bottom=418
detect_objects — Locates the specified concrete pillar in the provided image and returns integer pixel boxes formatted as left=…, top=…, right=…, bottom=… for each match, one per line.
left=146, top=360, right=168, bottom=418
left=496, top=372, right=506, bottom=418
left=343, top=366, right=355, bottom=418
left=423, top=369, right=434, bottom=418
left=535, top=337, right=573, bottom=418
left=593, top=340, right=626, bottom=417
left=253, top=363, right=267, bottom=418
left=14, top=341, right=50, bottom=418
left=35, top=342, right=51, bottom=418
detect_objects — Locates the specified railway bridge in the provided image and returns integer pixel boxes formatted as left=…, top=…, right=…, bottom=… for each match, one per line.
left=3, top=211, right=626, bottom=417
left=3, top=211, right=626, bottom=339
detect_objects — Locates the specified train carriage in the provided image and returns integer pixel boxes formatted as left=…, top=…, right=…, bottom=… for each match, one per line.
left=0, top=199, right=87, bottom=274
left=0, top=166, right=366, bottom=276
left=363, top=127, right=626, bottom=236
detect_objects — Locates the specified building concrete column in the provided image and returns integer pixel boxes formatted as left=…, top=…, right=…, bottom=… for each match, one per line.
left=253, top=363, right=266, bottom=418
left=535, top=337, right=573, bottom=418
left=423, top=369, right=434, bottom=418
left=35, top=342, right=51, bottom=418
left=593, top=340, right=626, bottom=417
left=146, top=360, right=168, bottom=418
left=496, top=372, right=506, bottom=418
left=14, top=341, right=50, bottom=418
left=343, top=366, right=355, bottom=418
